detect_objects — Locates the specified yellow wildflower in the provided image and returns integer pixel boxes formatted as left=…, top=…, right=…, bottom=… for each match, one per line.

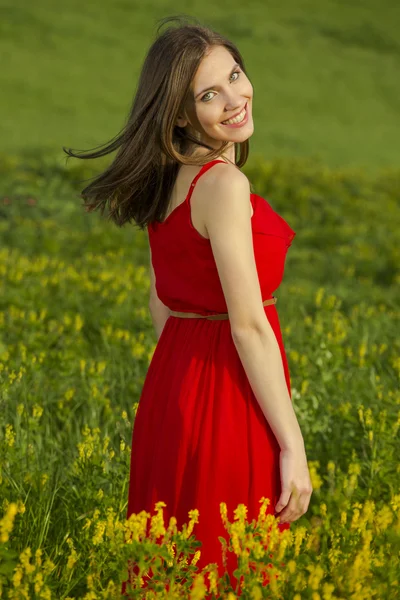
left=232, top=531, right=241, bottom=555
left=43, top=558, right=56, bottom=576
left=92, top=521, right=106, bottom=545
left=308, top=564, right=324, bottom=590
left=374, top=505, right=394, bottom=533
left=390, top=494, right=400, bottom=513
left=220, top=502, right=228, bottom=527
left=233, top=504, right=248, bottom=523
left=315, top=288, right=325, bottom=307
left=364, top=408, right=373, bottom=427
left=12, top=565, right=23, bottom=588
left=82, top=518, right=92, bottom=531
left=34, top=572, right=44, bottom=594
left=0, top=502, right=18, bottom=543
left=5, top=424, right=15, bottom=447
left=149, top=501, right=166, bottom=539
left=207, top=566, right=219, bottom=594
left=32, top=404, right=43, bottom=419
left=20, top=548, right=35, bottom=575
left=294, top=526, right=307, bottom=557
left=35, top=548, right=42, bottom=567
left=39, top=587, right=51, bottom=600
left=66, top=537, right=78, bottom=570
left=184, top=508, right=200, bottom=539
left=287, top=559, right=296, bottom=574
left=190, top=573, right=207, bottom=599
left=308, top=461, right=323, bottom=491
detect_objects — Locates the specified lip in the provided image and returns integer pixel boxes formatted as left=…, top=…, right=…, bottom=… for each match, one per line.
left=221, top=102, right=248, bottom=124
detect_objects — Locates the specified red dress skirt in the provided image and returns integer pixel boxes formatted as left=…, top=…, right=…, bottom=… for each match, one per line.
left=122, top=160, right=296, bottom=595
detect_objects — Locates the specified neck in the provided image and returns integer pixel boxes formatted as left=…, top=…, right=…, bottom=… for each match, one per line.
left=187, top=143, right=236, bottom=165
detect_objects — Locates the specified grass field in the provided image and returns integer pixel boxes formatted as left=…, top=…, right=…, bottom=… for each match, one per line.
left=1, top=1, right=400, bottom=596
left=0, top=153, right=399, bottom=596
left=1, top=0, right=400, bottom=171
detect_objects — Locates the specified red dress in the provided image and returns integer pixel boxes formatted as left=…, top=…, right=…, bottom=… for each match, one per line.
left=123, top=159, right=296, bottom=593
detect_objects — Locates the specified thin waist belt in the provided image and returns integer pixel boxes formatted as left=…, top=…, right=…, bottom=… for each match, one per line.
left=169, top=296, right=277, bottom=321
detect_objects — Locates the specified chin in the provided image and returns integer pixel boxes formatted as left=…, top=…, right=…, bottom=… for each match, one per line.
left=227, top=127, right=254, bottom=142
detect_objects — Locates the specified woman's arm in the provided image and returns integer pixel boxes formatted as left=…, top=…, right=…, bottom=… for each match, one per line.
left=201, top=165, right=305, bottom=451
left=148, top=239, right=170, bottom=340
left=149, top=300, right=170, bottom=341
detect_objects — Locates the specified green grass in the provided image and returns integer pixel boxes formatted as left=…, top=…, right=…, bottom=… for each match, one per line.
left=1, top=0, right=400, bottom=171
left=0, top=154, right=399, bottom=596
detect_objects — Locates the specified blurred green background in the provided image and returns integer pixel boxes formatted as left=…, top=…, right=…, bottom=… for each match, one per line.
left=1, top=0, right=400, bottom=171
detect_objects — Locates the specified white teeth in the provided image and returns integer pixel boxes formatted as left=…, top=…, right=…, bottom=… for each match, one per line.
left=222, top=107, right=246, bottom=125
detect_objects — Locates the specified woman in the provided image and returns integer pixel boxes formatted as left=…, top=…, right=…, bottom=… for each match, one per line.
left=64, top=15, right=312, bottom=594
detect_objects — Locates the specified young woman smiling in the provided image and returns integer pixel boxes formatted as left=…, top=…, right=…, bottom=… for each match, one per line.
left=64, top=14, right=312, bottom=595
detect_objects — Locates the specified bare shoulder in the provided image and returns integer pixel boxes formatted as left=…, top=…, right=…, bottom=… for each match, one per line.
left=194, top=163, right=268, bottom=336
left=197, top=162, right=249, bottom=195
left=195, top=163, right=251, bottom=227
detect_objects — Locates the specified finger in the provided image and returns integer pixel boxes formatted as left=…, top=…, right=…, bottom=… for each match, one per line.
left=283, top=495, right=309, bottom=523
left=275, top=488, right=292, bottom=513
left=297, top=489, right=312, bottom=515
left=278, top=489, right=303, bottom=523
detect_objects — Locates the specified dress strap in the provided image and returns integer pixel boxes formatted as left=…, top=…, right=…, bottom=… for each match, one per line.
left=185, top=159, right=228, bottom=208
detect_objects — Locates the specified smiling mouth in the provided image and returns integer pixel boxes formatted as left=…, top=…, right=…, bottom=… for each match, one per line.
left=221, top=103, right=248, bottom=125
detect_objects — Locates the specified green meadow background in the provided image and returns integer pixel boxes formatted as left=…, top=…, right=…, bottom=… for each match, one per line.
left=1, top=0, right=400, bottom=598
left=1, top=0, right=400, bottom=169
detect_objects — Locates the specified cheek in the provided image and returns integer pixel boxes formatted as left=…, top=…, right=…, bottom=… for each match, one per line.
left=198, top=107, right=221, bottom=128
left=241, top=77, right=253, bottom=97
left=245, top=83, right=253, bottom=98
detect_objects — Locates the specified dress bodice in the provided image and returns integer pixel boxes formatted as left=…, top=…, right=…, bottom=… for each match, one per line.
left=148, top=160, right=296, bottom=316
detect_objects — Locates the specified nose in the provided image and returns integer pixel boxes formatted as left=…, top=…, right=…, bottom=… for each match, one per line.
left=223, top=89, right=247, bottom=112
left=223, top=99, right=244, bottom=115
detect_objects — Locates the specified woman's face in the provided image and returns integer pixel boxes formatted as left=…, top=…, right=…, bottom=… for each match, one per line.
left=177, top=45, right=254, bottom=154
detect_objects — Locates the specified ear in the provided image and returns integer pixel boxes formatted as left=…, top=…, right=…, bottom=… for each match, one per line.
left=176, top=114, right=189, bottom=128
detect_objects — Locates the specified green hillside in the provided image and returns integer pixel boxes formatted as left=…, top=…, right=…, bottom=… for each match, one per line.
left=1, top=0, right=400, bottom=171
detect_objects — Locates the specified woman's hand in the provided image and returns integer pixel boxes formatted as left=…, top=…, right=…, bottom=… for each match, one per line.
left=275, top=447, right=313, bottom=524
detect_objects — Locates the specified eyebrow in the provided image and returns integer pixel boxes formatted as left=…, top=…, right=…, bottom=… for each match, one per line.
left=195, top=63, right=241, bottom=99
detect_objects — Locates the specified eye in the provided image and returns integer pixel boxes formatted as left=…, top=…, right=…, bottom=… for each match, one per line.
left=201, top=70, right=241, bottom=102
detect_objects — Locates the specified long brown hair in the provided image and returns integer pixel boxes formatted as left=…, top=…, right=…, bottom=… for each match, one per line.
left=63, top=15, right=251, bottom=230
